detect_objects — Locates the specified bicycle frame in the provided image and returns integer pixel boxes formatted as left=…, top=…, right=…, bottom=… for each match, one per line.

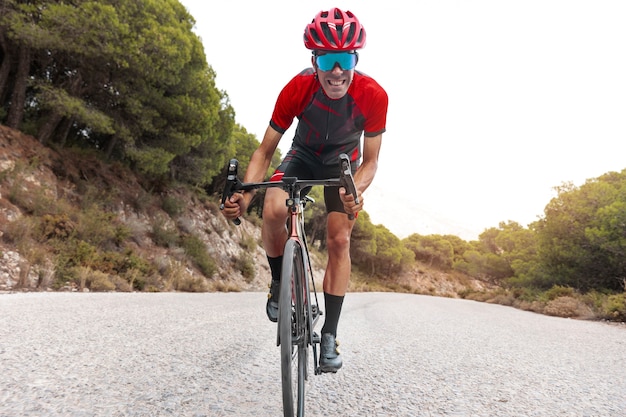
left=282, top=179, right=322, bottom=374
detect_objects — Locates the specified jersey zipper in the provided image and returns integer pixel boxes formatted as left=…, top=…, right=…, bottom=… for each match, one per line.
left=325, top=99, right=331, bottom=141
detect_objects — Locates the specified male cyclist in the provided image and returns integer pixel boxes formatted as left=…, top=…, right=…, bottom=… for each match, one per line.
left=222, top=8, right=388, bottom=373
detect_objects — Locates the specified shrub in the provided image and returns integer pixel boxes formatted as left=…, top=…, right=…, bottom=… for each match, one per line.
left=151, top=219, right=179, bottom=247
left=130, top=189, right=155, bottom=213
left=581, top=290, right=607, bottom=311
left=76, top=207, right=126, bottom=247
left=88, top=270, right=115, bottom=292
left=39, top=214, right=75, bottom=241
left=603, top=293, right=626, bottom=321
left=544, top=296, right=593, bottom=318
left=111, top=274, right=133, bottom=292
left=542, top=285, right=576, bottom=302
left=123, top=217, right=149, bottom=246
left=509, top=286, right=540, bottom=303
left=175, top=275, right=208, bottom=292
left=78, top=182, right=116, bottom=211
left=181, top=234, right=216, bottom=277
left=234, top=253, right=255, bottom=282
left=177, top=217, right=195, bottom=234
left=486, top=291, right=516, bottom=306
left=211, top=280, right=241, bottom=292
left=159, top=259, right=181, bottom=291
left=8, top=183, right=56, bottom=216
left=69, top=266, right=114, bottom=292
left=240, top=235, right=257, bottom=251
left=3, top=216, right=35, bottom=246
left=161, top=259, right=207, bottom=292
left=162, top=195, right=184, bottom=217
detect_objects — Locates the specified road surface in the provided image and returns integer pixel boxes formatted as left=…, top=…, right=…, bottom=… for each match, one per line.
left=1, top=292, right=624, bottom=416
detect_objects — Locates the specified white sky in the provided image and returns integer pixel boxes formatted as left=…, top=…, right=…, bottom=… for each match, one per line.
left=180, top=0, right=626, bottom=241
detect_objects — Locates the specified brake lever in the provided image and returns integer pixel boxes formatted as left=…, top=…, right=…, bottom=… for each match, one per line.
left=338, top=153, right=359, bottom=220
left=220, top=159, right=242, bottom=225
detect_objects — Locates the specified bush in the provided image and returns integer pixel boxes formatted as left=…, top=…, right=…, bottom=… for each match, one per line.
left=151, top=219, right=179, bottom=247
left=542, top=285, right=576, bottom=301
left=3, top=216, right=35, bottom=247
left=544, top=296, right=593, bottom=318
left=234, top=254, right=255, bottom=282
left=211, top=280, right=241, bottom=292
left=161, top=259, right=207, bottom=292
left=175, top=275, right=208, bottom=292
left=240, top=235, right=257, bottom=251
left=69, top=266, right=115, bottom=292
left=603, top=293, right=626, bottom=321
left=180, top=234, right=216, bottom=277
left=89, top=271, right=116, bottom=292
left=77, top=207, right=127, bottom=247
left=39, top=214, right=75, bottom=241
left=162, top=195, right=184, bottom=217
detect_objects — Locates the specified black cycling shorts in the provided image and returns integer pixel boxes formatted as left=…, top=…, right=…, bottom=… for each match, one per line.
left=270, top=147, right=357, bottom=214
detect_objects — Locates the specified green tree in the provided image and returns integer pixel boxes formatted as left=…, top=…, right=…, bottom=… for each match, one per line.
left=488, top=221, right=542, bottom=288
left=303, top=186, right=327, bottom=248
left=535, top=171, right=626, bottom=291
left=1, top=0, right=233, bottom=185
left=370, top=224, right=414, bottom=277
left=403, top=234, right=454, bottom=269
left=349, top=211, right=377, bottom=273
left=450, top=223, right=522, bottom=283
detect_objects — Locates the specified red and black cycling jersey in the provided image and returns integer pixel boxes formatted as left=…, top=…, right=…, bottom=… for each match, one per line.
left=269, top=68, right=388, bottom=166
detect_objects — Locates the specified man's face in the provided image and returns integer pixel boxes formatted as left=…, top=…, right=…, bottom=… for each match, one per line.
left=312, top=51, right=357, bottom=100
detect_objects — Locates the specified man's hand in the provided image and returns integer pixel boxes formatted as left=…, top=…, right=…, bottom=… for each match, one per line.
left=221, top=192, right=248, bottom=220
left=339, top=187, right=363, bottom=218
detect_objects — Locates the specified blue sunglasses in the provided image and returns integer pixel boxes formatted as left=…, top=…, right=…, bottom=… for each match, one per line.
left=315, top=52, right=358, bottom=71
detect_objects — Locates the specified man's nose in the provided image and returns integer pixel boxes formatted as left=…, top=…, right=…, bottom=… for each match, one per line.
left=331, top=63, right=344, bottom=73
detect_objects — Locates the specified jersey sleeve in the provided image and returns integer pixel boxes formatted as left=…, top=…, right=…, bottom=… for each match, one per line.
left=270, top=69, right=316, bottom=134
left=363, top=81, right=388, bottom=137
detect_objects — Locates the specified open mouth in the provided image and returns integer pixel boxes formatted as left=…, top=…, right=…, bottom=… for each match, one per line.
left=327, top=79, right=345, bottom=87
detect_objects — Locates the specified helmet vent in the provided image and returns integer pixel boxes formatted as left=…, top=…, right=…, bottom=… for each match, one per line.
left=321, top=23, right=337, bottom=47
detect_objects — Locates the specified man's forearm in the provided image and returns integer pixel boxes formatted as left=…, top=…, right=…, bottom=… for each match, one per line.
left=354, top=159, right=378, bottom=194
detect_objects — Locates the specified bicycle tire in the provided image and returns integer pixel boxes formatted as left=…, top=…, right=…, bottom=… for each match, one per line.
left=279, top=240, right=308, bottom=417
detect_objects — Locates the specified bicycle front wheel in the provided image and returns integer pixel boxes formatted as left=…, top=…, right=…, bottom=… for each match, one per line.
left=279, top=239, right=308, bottom=417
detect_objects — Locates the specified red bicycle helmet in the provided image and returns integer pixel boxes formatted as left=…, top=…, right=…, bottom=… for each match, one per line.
left=303, top=8, right=366, bottom=51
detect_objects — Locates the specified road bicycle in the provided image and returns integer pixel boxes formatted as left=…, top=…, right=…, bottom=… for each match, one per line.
left=220, top=153, right=359, bottom=417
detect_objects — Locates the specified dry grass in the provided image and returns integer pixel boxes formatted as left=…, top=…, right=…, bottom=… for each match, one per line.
left=460, top=287, right=626, bottom=322
left=543, top=296, right=595, bottom=319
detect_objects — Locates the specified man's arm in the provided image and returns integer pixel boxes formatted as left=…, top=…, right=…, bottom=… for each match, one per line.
left=354, top=133, right=382, bottom=193
left=221, top=125, right=283, bottom=220
left=244, top=125, right=283, bottom=184
left=339, top=133, right=382, bottom=216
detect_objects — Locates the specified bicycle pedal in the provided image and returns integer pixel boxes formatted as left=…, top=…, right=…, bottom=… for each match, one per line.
left=311, top=304, right=323, bottom=317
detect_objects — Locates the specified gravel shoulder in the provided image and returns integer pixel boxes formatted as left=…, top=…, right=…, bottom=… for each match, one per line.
left=1, top=292, right=625, bottom=417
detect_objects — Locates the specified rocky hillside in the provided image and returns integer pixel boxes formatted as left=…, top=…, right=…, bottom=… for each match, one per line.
left=0, top=124, right=277, bottom=292
left=0, top=124, right=487, bottom=297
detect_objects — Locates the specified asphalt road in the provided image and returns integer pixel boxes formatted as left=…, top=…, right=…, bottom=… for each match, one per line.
left=1, top=292, right=625, bottom=417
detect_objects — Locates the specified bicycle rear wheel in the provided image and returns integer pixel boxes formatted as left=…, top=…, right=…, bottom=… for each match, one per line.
left=279, top=240, right=308, bottom=417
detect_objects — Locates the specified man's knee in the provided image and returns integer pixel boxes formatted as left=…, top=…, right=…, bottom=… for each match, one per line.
left=326, top=228, right=351, bottom=253
left=262, top=188, right=288, bottom=226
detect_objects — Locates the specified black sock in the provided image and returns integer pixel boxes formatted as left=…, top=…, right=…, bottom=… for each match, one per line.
left=321, top=293, right=344, bottom=337
left=267, top=255, right=283, bottom=283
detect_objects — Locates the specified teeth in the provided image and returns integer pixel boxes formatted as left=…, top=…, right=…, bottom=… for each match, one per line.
left=329, top=80, right=343, bottom=86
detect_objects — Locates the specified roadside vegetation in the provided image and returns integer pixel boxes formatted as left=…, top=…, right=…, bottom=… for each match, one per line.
left=0, top=0, right=624, bottom=323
